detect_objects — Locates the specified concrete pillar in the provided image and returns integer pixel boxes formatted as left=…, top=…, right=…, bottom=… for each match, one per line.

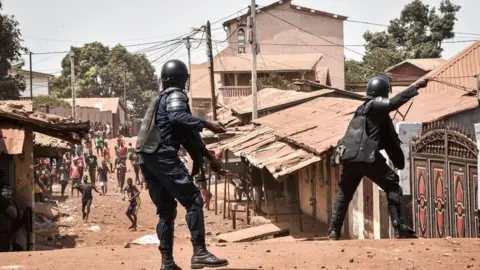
left=475, top=123, right=480, bottom=210
left=234, top=73, right=239, bottom=86
left=395, top=122, right=423, bottom=195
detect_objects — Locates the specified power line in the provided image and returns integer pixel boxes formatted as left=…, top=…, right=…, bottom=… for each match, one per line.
left=22, top=30, right=198, bottom=44
left=212, top=39, right=479, bottom=47
left=22, top=33, right=196, bottom=56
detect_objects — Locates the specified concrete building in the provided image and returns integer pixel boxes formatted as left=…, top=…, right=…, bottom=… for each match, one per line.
left=191, top=0, right=347, bottom=117
left=9, top=69, right=54, bottom=99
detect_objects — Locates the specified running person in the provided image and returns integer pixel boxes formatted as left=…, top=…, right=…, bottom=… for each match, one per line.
left=123, top=178, right=140, bottom=231
left=97, top=160, right=111, bottom=195
left=74, top=175, right=101, bottom=222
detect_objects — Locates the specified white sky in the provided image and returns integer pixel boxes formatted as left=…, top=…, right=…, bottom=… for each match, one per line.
left=3, top=0, right=479, bottom=76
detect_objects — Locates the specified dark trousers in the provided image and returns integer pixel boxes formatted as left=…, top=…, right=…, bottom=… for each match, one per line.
left=330, top=153, right=403, bottom=231
left=82, top=199, right=92, bottom=216
left=89, top=169, right=96, bottom=184
left=139, top=153, right=205, bottom=254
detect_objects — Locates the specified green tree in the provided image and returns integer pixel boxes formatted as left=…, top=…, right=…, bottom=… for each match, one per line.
left=345, top=0, right=461, bottom=83
left=0, top=1, right=27, bottom=99
left=51, top=43, right=159, bottom=116
left=33, top=95, right=70, bottom=109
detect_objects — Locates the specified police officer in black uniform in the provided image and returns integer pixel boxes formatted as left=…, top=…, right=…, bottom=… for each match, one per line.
left=328, top=75, right=428, bottom=240
left=136, top=59, right=228, bottom=269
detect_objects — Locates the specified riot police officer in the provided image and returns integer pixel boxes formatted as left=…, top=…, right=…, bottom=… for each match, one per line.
left=329, top=75, right=428, bottom=240
left=136, top=59, right=228, bottom=269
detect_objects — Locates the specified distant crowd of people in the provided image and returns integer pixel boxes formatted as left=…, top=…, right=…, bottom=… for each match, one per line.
left=33, top=128, right=142, bottom=230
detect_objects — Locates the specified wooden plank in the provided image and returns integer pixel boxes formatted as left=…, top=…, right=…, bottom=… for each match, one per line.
left=214, top=223, right=290, bottom=243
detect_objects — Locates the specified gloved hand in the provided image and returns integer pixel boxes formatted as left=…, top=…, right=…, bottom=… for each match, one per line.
left=204, top=121, right=227, bottom=134
left=209, top=157, right=223, bottom=173
left=415, top=77, right=429, bottom=88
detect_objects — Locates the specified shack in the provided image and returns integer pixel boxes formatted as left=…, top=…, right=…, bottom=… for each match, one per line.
left=0, top=102, right=89, bottom=252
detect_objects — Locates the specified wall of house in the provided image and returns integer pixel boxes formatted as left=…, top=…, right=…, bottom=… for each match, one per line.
left=49, top=106, right=113, bottom=126
left=14, top=126, right=34, bottom=250
left=296, top=160, right=349, bottom=235
left=441, top=108, right=480, bottom=135
left=390, top=64, right=427, bottom=82
left=226, top=2, right=345, bottom=88
left=9, top=70, right=50, bottom=98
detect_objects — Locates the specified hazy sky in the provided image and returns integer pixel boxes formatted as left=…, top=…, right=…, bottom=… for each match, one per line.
left=3, top=0, right=479, bottom=76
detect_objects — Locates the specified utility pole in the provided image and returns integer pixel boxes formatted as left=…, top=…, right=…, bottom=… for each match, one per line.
left=185, top=36, right=193, bottom=102
left=206, top=21, right=217, bottom=120
left=249, top=0, right=258, bottom=120
left=29, top=52, right=33, bottom=100
left=69, top=52, right=76, bottom=121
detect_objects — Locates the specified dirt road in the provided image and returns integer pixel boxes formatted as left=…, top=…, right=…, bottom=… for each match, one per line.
left=20, top=137, right=480, bottom=269
left=35, top=137, right=245, bottom=250
left=2, top=238, right=480, bottom=269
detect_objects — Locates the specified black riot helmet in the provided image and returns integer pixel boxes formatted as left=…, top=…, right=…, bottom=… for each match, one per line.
left=160, top=59, right=189, bottom=90
left=365, top=76, right=392, bottom=99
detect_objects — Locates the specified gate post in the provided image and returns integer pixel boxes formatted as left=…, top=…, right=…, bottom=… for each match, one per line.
left=395, top=122, right=423, bottom=231
left=475, top=123, right=480, bottom=213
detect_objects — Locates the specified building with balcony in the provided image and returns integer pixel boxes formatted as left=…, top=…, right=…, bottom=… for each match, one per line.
left=190, top=0, right=347, bottom=116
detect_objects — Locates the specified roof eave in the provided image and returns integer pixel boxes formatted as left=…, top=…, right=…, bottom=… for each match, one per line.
left=215, top=69, right=313, bottom=73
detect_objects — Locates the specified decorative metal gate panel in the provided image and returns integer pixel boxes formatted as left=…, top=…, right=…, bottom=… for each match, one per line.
left=411, top=122, right=478, bottom=238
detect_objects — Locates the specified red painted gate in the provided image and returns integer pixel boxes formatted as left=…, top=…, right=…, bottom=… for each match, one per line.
left=411, top=122, right=478, bottom=238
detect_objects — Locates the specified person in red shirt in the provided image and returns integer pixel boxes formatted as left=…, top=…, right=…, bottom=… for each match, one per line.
left=118, top=141, right=127, bottom=163
left=70, top=160, right=81, bottom=196
left=103, top=142, right=113, bottom=172
left=116, top=133, right=123, bottom=148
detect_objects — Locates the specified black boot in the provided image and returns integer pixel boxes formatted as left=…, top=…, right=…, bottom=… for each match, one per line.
left=328, top=228, right=341, bottom=240
left=191, top=245, right=229, bottom=269
left=161, top=252, right=182, bottom=270
left=394, top=223, right=417, bottom=239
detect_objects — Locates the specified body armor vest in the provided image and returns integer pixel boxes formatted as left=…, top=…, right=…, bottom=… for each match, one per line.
left=335, top=100, right=378, bottom=164
left=135, top=96, right=162, bottom=154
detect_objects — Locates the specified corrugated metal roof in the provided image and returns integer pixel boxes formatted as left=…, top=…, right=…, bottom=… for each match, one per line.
left=0, top=102, right=90, bottom=142
left=34, top=132, right=70, bottom=150
left=214, top=53, right=323, bottom=73
left=230, top=88, right=334, bottom=116
left=207, top=126, right=320, bottom=180
left=396, top=41, right=480, bottom=123
left=385, top=58, right=447, bottom=72
left=253, top=96, right=362, bottom=154
left=4, top=97, right=124, bottom=114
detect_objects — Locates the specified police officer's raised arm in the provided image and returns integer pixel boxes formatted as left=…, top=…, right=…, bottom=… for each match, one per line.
left=372, top=77, right=428, bottom=113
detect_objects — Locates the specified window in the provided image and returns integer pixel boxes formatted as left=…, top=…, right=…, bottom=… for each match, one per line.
left=237, top=29, right=245, bottom=46
left=237, top=28, right=246, bottom=54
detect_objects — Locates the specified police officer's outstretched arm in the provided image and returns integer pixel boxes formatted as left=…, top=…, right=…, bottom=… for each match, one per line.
left=372, top=77, right=428, bottom=113
left=165, top=91, right=226, bottom=134
left=165, top=91, right=205, bottom=132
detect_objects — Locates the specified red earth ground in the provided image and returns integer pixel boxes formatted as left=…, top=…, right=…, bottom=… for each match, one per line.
left=4, top=137, right=480, bottom=269
left=1, top=238, right=480, bottom=269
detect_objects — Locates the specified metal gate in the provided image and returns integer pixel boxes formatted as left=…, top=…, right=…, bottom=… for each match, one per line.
left=411, top=121, right=478, bottom=238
